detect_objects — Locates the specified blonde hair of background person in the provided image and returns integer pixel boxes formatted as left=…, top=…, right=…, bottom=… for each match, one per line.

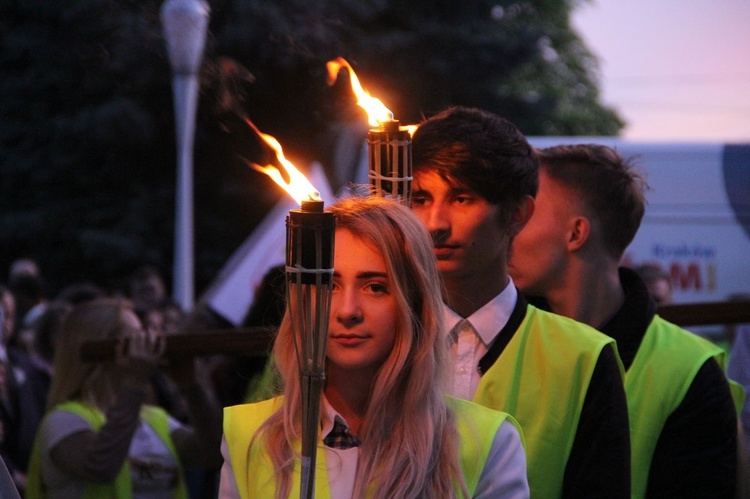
left=28, top=298, right=222, bottom=498
left=221, top=196, right=528, bottom=498
left=45, top=299, right=162, bottom=410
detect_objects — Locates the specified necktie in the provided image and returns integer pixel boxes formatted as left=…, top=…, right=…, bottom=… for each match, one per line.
left=447, top=319, right=475, bottom=347
left=323, top=417, right=361, bottom=449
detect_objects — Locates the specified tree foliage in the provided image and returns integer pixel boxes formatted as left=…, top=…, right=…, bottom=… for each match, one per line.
left=0, top=0, right=622, bottom=296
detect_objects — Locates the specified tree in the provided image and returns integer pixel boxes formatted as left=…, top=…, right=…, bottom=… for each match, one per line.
left=0, top=0, right=622, bottom=298
left=0, top=0, right=271, bottom=294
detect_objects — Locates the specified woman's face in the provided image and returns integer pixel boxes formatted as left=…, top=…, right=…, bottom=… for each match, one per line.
left=121, top=309, right=144, bottom=338
left=327, top=229, right=398, bottom=377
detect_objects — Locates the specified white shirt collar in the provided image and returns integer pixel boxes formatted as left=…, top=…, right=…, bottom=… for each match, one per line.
left=442, top=277, right=518, bottom=347
left=321, top=395, right=350, bottom=439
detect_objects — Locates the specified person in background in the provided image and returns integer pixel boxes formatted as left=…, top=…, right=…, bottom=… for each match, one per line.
left=23, top=302, right=70, bottom=382
left=128, top=266, right=168, bottom=312
left=158, top=299, right=185, bottom=335
left=8, top=259, right=41, bottom=282
left=220, top=196, right=529, bottom=498
left=211, top=264, right=286, bottom=409
left=8, top=272, right=49, bottom=352
left=635, top=262, right=673, bottom=306
left=24, top=283, right=103, bottom=387
left=26, top=298, right=222, bottom=498
left=0, top=285, right=50, bottom=496
left=508, top=143, right=739, bottom=497
left=727, top=294, right=750, bottom=498
left=410, top=106, right=630, bottom=498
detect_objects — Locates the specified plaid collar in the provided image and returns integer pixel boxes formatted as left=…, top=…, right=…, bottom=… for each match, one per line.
left=323, top=415, right=361, bottom=449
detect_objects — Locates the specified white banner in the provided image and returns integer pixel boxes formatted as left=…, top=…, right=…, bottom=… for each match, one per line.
left=201, top=162, right=335, bottom=325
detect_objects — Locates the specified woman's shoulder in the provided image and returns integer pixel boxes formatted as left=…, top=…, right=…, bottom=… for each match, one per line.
left=224, top=396, right=283, bottom=417
left=223, top=396, right=284, bottom=430
left=223, top=396, right=284, bottom=446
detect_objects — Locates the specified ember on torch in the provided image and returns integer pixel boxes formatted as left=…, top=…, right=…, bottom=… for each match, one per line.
left=327, top=57, right=414, bottom=206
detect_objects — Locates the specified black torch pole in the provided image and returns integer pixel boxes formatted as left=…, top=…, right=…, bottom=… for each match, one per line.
left=286, top=199, right=335, bottom=499
left=367, top=120, right=412, bottom=206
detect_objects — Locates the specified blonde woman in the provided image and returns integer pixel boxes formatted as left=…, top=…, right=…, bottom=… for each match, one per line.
left=27, top=298, right=221, bottom=498
left=220, top=196, right=529, bottom=498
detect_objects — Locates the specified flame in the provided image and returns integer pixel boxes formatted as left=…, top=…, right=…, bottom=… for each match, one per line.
left=245, top=119, right=320, bottom=204
left=402, top=124, right=419, bottom=137
left=326, top=57, right=394, bottom=128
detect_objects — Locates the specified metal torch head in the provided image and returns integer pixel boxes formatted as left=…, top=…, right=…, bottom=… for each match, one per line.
left=286, top=201, right=335, bottom=285
left=368, top=120, right=413, bottom=206
left=284, top=200, right=335, bottom=375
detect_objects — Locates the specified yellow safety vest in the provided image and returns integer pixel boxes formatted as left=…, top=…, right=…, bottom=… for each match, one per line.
left=473, top=304, right=619, bottom=499
left=222, top=395, right=519, bottom=498
left=26, top=401, right=188, bottom=499
left=626, top=315, right=745, bottom=498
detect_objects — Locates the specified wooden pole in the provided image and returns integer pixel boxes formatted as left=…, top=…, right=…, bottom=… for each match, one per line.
left=80, top=327, right=276, bottom=361
left=657, top=300, right=750, bottom=327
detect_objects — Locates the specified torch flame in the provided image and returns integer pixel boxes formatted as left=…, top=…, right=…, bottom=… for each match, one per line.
left=246, top=119, right=320, bottom=204
left=402, top=124, right=419, bottom=137
left=326, top=57, right=394, bottom=128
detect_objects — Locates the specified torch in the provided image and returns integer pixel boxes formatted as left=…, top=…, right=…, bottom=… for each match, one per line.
left=326, top=58, right=414, bottom=206
left=248, top=120, right=334, bottom=499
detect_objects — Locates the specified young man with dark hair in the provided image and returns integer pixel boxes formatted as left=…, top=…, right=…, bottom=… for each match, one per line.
left=411, top=107, right=631, bottom=498
left=509, top=143, right=739, bottom=497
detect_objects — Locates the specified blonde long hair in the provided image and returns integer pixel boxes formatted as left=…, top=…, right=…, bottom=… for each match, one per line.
left=255, top=196, right=467, bottom=498
left=46, top=298, right=134, bottom=411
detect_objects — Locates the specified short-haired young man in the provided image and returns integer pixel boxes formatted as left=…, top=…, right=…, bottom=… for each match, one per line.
left=509, top=143, right=740, bottom=497
left=411, top=107, right=631, bottom=498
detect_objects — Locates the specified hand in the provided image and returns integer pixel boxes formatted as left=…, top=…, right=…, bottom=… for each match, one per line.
left=115, top=327, right=166, bottom=388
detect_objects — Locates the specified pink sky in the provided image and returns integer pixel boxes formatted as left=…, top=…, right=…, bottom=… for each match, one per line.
left=572, top=0, right=750, bottom=142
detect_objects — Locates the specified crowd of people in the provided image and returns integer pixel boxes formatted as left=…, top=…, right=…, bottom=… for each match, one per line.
left=0, top=105, right=748, bottom=498
left=0, top=262, right=230, bottom=498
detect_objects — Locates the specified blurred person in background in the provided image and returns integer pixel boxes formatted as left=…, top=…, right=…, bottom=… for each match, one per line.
left=8, top=260, right=41, bottom=282
left=211, top=264, right=286, bottom=409
left=26, top=298, right=222, bottom=498
left=158, top=299, right=185, bottom=335
left=726, top=294, right=750, bottom=498
left=508, top=144, right=740, bottom=497
left=128, top=266, right=168, bottom=312
left=0, top=284, right=50, bottom=495
left=8, top=272, right=49, bottom=352
left=22, top=302, right=71, bottom=383
left=635, top=263, right=673, bottom=306
left=55, top=282, right=105, bottom=307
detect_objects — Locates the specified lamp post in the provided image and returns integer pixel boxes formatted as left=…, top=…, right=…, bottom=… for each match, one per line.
left=160, top=0, right=210, bottom=311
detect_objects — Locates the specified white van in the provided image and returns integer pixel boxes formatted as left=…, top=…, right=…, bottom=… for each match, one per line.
left=529, top=138, right=750, bottom=305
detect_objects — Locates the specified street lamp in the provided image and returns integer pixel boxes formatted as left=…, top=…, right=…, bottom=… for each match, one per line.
left=160, top=0, right=210, bottom=311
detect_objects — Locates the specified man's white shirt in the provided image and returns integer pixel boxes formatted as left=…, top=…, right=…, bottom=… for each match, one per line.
left=443, top=278, right=518, bottom=400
